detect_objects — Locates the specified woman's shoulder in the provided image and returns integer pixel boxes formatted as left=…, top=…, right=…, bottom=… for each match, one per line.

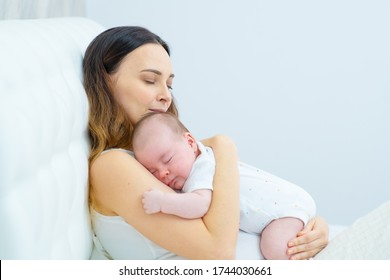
left=92, top=148, right=134, bottom=168
left=101, top=148, right=134, bottom=157
left=90, top=148, right=148, bottom=216
left=91, top=148, right=139, bottom=178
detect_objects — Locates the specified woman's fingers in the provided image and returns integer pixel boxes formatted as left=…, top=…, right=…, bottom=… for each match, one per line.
left=287, top=216, right=329, bottom=259
left=287, top=235, right=325, bottom=259
left=289, top=249, right=318, bottom=260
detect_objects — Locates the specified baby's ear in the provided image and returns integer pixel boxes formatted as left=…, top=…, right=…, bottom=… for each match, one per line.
left=184, top=132, right=198, bottom=151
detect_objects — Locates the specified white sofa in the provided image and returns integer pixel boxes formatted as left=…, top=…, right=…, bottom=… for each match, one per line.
left=0, top=17, right=104, bottom=259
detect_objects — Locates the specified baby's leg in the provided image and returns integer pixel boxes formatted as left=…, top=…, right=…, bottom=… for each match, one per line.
left=260, top=217, right=304, bottom=260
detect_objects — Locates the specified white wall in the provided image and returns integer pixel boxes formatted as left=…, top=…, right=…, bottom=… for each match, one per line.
left=0, top=0, right=85, bottom=19
left=86, top=0, right=390, bottom=225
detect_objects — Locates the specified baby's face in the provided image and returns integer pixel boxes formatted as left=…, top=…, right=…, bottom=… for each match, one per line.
left=136, top=131, right=198, bottom=190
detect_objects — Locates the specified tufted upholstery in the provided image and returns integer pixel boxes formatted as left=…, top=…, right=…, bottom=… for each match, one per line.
left=0, top=17, right=104, bottom=259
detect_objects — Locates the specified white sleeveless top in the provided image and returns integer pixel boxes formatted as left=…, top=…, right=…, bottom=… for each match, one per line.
left=90, top=148, right=185, bottom=260
left=91, top=204, right=263, bottom=260
left=91, top=209, right=184, bottom=259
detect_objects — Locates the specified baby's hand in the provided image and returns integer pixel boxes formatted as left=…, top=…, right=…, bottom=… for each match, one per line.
left=142, top=189, right=164, bottom=214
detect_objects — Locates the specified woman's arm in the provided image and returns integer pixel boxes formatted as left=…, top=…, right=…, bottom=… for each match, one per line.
left=286, top=216, right=329, bottom=260
left=90, top=135, right=240, bottom=259
left=201, top=135, right=240, bottom=257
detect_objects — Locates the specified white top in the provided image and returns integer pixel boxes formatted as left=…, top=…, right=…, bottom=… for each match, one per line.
left=182, top=142, right=215, bottom=193
left=91, top=209, right=184, bottom=260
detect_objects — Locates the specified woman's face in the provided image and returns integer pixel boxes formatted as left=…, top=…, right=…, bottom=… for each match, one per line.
left=109, top=43, right=174, bottom=125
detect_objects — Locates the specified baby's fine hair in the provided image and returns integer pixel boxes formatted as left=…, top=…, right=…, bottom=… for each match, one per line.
left=132, top=112, right=189, bottom=147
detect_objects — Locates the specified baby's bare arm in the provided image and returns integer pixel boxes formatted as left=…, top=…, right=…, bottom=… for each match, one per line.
left=142, top=189, right=212, bottom=219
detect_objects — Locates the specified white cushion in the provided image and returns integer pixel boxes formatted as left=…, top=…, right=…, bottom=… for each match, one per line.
left=0, top=17, right=104, bottom=259
left=315, top=201, right=390, bottom=259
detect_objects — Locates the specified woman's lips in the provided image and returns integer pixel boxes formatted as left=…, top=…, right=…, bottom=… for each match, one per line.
left=149, top=108, right=165, bottom=113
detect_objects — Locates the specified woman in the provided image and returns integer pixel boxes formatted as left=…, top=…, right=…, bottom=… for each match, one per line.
left=83, top=26, right=329, bottom=260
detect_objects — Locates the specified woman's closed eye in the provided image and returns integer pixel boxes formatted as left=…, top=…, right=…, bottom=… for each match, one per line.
left=144, top=80, right=172, bottom=92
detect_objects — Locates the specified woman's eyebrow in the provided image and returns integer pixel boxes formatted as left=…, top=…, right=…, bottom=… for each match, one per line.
left=141, top=69, right=175, bottom=78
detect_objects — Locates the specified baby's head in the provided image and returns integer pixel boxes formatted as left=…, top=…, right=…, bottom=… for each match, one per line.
left=132, top=112, right=199, bottom=190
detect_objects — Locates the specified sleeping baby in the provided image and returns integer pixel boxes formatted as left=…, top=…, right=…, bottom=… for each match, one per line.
left=132, top=112, right=316, bottom=260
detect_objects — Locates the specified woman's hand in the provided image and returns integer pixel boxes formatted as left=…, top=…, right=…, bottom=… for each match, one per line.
left=201, top=134, right=238, bottom=158
left=286, top=216, right=329, bottom=260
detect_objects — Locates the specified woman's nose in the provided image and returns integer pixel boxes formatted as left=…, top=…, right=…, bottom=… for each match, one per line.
left=157, top=86, right=172, bottom=104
